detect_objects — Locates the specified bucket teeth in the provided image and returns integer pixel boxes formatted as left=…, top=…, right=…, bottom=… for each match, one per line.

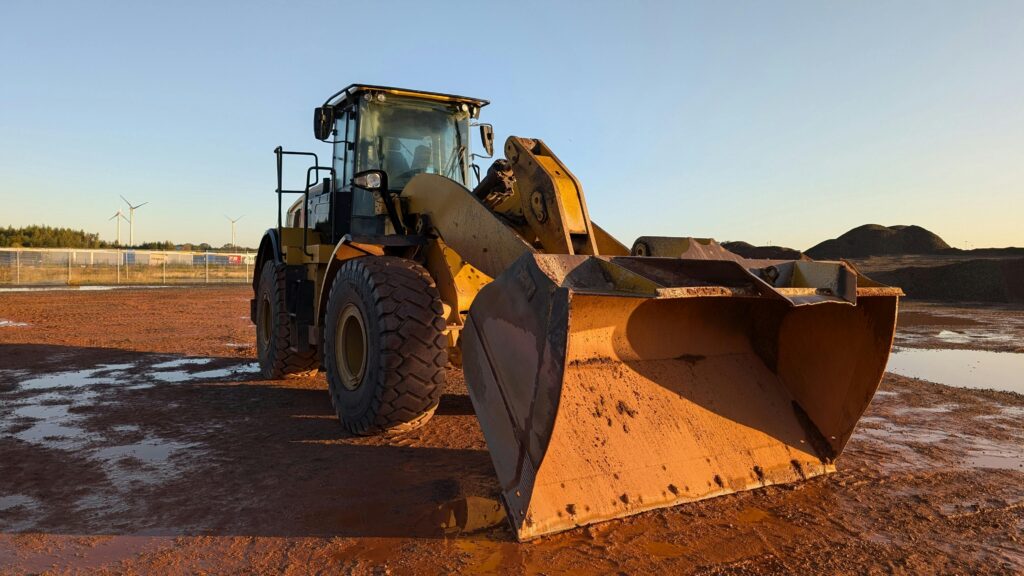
left=462, top=253, right=899, bottom=540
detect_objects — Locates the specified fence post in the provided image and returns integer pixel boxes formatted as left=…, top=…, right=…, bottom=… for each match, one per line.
left=116, top=250, right=121, bottom=284
left=163, top=259, right=167, bottom=284
left=205, top=252, right=210, bottom=284
left=245, top=257, right=249, bottom=284
left=67, top=250, right=72, bottom=285
left=15, top=250, right=20, bottom=285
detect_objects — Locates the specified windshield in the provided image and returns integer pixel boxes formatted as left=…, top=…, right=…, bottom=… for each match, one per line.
left=356, top=96, right=470, bottom=190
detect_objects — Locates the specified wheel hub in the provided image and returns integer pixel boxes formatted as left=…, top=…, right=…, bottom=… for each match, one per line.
left=336, top=303, right=368, bottom=390
left=258, top=294, right=272, bottom=347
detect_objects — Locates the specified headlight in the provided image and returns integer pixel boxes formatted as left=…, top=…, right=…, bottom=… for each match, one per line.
left=353, top=171, right=384, bottom=190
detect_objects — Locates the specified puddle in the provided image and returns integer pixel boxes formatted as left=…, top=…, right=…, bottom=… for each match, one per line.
left=965, top=441, right=1024, bottom=470
left=0, top=495, right=38, bottom=511
left=858, top=415, right=889, bottom=426
left=887, top=404, right=959, bottom=417
left=0, top=319, right=29, bottom=327
left=193, top=363, right=260, bottom=379
left=92, top=438, right=198, bottom=491
left=3, top=357, right=258, bottom=459
left=92, top=439, right=195, bottom=468
left=859, top=426, right=952, bottom=444
left=16, top=364, right=135, bottom=391
left=0, top=356, right=231, bottom=513
left=6, top=390, right=100, bottom=450
left=7, top=358, right=260, bottom=390
left=151, top=358, right=212, bottom=370
left=13, top=403, right=71, bottom=420
left=936, top=330, right=970, bottom=344
left=14, top=420, right=91, bottom=448
left=150, top=362, right=260, bottom=383
left=149, top=366, right=212, bottom=381
left=887, top=348, right=1024, bottom=393
left=28, top=390, right=99, bottom=405
left=935, top=329, right=1015, bottom=345
left=995, top=405, right=1024, bottom=417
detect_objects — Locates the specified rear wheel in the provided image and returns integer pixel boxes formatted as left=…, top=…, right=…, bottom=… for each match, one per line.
left=255, top=262, right=319, bottom=379
left=324, top=256, right=447, bottom=435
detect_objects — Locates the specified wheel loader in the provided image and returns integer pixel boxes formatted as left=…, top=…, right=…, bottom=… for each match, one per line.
left=251, top=84, right=902, bottom=541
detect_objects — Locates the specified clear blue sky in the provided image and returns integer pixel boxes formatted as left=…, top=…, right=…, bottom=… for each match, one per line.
left=2, top=1, right=1021, bottom=250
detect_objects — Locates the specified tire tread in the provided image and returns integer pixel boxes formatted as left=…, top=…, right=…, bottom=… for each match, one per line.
left=325, top=256, right=446, bottom=435
left=257, top=263, right=319, bottom=379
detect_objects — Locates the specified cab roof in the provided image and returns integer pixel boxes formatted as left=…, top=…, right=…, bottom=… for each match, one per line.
left=323, top=84, right=489, bottom=110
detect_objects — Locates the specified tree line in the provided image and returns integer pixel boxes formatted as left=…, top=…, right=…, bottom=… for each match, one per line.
left=0, top=225, right=108, bottom=248
left=0, top=225, right=249, bottom=251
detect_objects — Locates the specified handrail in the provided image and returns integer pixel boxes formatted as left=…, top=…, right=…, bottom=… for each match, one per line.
left=274, top=146, right=332, bottom=260
left=303, top=165, right=336, bottom=258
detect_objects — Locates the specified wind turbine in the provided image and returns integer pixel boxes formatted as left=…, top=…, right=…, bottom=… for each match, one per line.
left=108, top=210, right=129, bottom=245
left=225, top=214, right=244, bottom=248
left=119, top=196, right=148, bottom=246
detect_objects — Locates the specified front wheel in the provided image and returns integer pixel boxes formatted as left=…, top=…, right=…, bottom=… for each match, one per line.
left=323, top=256, right=447, bottom=435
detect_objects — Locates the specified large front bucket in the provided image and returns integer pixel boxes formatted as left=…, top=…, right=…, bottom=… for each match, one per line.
left=462, top=253, right=900, bottom=540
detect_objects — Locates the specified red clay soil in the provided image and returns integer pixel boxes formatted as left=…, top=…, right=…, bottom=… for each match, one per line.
left=0, top=287, right=1022, bottom=574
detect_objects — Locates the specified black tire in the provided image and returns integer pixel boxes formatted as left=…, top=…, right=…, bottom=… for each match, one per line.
left=255, top=262, right=319, bottom=379
left=323, top=256, right=447, bottom=435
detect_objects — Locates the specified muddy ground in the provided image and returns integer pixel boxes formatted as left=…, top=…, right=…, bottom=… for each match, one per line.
left=0, top=288, right=1022, bottom=574
left=896, top=301, right=1024, bottom=353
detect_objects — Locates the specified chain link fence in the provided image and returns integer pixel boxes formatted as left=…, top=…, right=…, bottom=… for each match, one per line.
left=0, top=248, right=256, bottom=286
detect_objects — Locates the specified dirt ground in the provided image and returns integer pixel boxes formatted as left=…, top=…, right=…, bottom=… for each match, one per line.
left=0, top=287, right=1022, bottom=575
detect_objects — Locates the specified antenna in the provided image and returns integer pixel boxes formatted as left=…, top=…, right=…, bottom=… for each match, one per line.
left=225, top=214, right=244, bottom=248
left=120, top=195, right=148, bottom=247
left=108, top=209, right=129, bottom=245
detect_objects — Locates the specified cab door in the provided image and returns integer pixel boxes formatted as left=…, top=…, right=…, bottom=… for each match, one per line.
left=328, top=107, right=357, bottom=243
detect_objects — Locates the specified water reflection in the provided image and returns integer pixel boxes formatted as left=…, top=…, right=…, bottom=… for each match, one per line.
left=887, top=348, right=1024, bottom=393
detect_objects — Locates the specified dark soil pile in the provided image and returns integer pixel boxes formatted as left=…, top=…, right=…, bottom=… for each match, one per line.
left=873, top=258, right=1024, bottom=302
left=806, top=224, right=950, bottom=259
left=722, top=241, right=806, bottom=260
left=941, top=247, right=1024, bottom=257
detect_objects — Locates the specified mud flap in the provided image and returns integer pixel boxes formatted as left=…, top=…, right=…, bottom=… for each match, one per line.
left=462, top=253, right=900, bottom=540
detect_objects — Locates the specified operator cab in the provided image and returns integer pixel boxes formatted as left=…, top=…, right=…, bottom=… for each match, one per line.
left=307, top=85, right=490, bottom=239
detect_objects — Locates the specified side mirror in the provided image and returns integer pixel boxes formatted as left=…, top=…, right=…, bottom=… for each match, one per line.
left=478, top=124, right=494, bottom=157
left=352, top=170, right=387, bottom=191
left=313, top=106, right=334, bottom=140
